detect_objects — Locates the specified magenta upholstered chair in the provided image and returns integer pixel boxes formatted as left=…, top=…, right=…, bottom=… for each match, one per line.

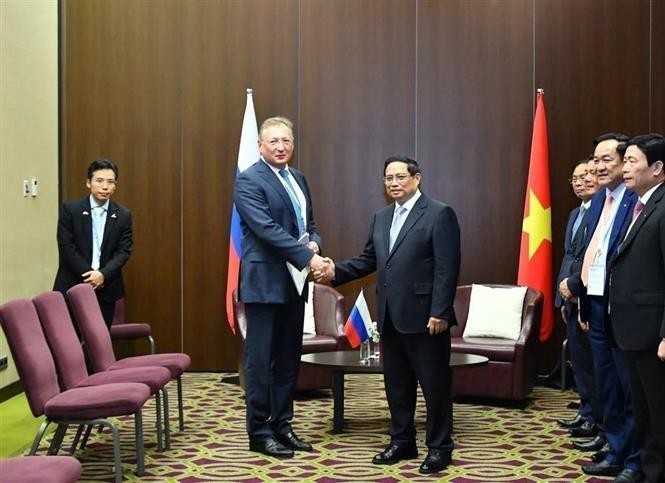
left=66, top=284, right=191, bottom=431
left=33, top=291, right=172, bottom=451
left=110, top=298, right=155, bottom=354
left=0, top=455, right=82, bottom=483
left=0, top=299, right=152, bottom=483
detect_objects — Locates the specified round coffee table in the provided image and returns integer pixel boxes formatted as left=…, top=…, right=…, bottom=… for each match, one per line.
left=301, top=350, right=488, bottom=433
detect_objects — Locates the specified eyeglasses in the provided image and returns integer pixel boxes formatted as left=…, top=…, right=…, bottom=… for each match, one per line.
left=92, top=178, right=117, bottom=186
left=266, top=138, right=293, bottom=148
left=383, top=173, right=412, bottom=185
left=568, top=175, right=585, bottom=183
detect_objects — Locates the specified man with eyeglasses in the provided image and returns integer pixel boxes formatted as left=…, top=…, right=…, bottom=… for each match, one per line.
left=317, top=156, right=460, bottom=475
left=234, top=117, right=331, bottom=459
left=555, top=159, right=603, bottom=451
left=54, top=158, right=132, bottom=328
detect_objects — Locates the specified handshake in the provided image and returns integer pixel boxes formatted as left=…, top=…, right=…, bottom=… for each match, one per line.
left=309, top=254, right=335, bottom=283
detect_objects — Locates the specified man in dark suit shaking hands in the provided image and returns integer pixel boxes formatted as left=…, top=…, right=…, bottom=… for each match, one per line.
left=53, top=158, right=132, bottom=327
left=609, top=133, right=665, bottom=483
left=318, top=156, right=460, bottom=475
left=233, top=117, right=331, bottom=458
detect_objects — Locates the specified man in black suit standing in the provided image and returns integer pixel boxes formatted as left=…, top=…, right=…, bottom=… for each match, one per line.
left=609, top=133, right=665, bottom=483
left=556, top=159, right=602, bottom=438
left=53, top=158, right=132, bottom=327
left=317, top=156, right=460, bottom=475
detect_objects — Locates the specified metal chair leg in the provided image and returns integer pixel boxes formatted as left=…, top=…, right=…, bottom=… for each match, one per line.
left=47, top=424, right=68, bottom=455
left=29, top=420, right=52, bottom=455
left=177, top=376, right=184, bottom=431
left=162, top=388, right=171, bottom=450
left=134, top=410, right=145, bottom=476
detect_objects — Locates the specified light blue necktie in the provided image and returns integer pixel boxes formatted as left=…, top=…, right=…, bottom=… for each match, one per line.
left=389, top=206, right=407, bottom=252
left=279, top=169, right=305, bottom=235
left=571, top=205, right=586, bottom=240
left=91, top=205, right=106, bottom=270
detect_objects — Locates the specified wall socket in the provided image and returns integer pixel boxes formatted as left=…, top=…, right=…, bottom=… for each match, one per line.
left=0, top=355, right=8, bottom=371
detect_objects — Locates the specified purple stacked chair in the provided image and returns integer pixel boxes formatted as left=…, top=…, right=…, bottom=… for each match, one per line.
left=33, top=291, right=172, bottom=451
left=110, top=298, right=155, bottom=354
left=0, top=299, right=151, bottom=483
left=0, top=455, right=82, bottom=483
left=67, top=284, right=191, bottom=431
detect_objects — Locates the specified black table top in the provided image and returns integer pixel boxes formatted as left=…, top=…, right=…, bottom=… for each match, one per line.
left=301, top=350, right=488, bottom=373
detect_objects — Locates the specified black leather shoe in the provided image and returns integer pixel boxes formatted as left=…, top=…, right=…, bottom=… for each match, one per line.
left=581, top=460, right=623, bottom=477
left=418, top=450, right=452, bottom=475
left=573, top=435, right=606, bottom=452
left=570, top=421, right=598, bottom=438
left=249, top=437, right=294, bottom=458
left=557, top=414, right=586, bottom=428
left=372, top=443, right=418, bottom=465
left=591, top=443, right=610, bottom=463
left=613, top=469, right=645, bottom=483
left=276, top=431, right=312, bottom=451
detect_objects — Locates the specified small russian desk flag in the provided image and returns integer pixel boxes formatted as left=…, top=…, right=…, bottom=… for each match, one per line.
left=343, top=290, right=373, bottom=348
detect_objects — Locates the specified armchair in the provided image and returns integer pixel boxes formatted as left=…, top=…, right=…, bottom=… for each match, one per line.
left=234, top=283, right=348, bottom=391
left=449, top=284, right=543, bottom=401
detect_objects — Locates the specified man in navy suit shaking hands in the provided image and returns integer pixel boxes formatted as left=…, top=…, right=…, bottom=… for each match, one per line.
left=233, top=117, right=331, bottom=458
left=316, top=156, right=460, bottom=475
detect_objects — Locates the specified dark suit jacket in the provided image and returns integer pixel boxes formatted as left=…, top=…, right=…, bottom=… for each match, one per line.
left=233, top=160, right=322, bottom=304
left=53, top=196, right=133, bottom=302
left=609, top=183, right=665, bottom=350
left=334, top=193, right=460, bottom=334
left=555, top=205, right=587, bottom=308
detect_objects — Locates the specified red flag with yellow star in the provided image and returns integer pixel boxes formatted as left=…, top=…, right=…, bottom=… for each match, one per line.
left=518, top=90, right=553, bottom=342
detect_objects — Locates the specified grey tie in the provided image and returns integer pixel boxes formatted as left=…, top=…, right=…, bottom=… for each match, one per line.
left=389, top=206, right=407, bottom=252
left=279, top=169, right=305, bottom=235
left=571, top=205, right=586, bottom=240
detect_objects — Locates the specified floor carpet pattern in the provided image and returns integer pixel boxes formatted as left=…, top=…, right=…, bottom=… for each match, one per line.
left=32, top=372, right=612, bottom=482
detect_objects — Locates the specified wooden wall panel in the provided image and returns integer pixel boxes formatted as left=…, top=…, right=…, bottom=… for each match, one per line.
left=536, top=0, right=650, bottom=260
left=299, top=0, right=416, bottom=315
left=534, top=0, right=650, bottom=365
left=418, top=0, right=533, bottom=285
left=61, top=0, right=183, bottom=354
left=60, top=0, right=663, bottom=370
left=181, top=0, right=299, bottom=369
left=653, top=0, right=665, bottom=133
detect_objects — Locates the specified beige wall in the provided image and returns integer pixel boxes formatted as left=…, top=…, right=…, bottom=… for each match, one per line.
left=0, top=1, right=59, bottom=388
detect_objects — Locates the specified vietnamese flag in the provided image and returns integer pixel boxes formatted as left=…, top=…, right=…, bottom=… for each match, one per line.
left=518, top=90, right=553, bottom=342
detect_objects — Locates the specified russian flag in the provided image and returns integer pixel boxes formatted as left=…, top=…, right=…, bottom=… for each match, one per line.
left=225, top=89, right=259, bottom=334
left=343, top=290, right=373, bottom=348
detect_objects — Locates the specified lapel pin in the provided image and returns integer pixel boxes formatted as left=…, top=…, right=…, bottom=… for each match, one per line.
left=82, top=211, right=89, bottom=215
left=111, top=213, right=117, bottom=218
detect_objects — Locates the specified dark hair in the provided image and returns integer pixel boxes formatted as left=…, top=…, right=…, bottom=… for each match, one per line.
left=573, top=159, right=588, bottom=171
left=626, top=133, right=665, bottom=166
left=593, top=133, right=629, bottom=147
left=593, top=133, right=629, bottom=160
left=383, top=156, right=421, bottom=176
left=87, top=158, right=118, bottom=180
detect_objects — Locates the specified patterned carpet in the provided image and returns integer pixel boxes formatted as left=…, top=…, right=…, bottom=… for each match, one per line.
left=36, top=372, right=612, bottom=482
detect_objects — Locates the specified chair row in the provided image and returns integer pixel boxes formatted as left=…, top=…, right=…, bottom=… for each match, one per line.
left=0, top=284, right=191, bottom=482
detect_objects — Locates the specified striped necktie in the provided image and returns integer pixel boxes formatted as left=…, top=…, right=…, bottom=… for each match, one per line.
left=279, top=169, right=305, bottom=235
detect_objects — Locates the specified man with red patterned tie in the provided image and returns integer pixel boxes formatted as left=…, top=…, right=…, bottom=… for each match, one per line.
left=609, top=133, right=665, bottom=483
